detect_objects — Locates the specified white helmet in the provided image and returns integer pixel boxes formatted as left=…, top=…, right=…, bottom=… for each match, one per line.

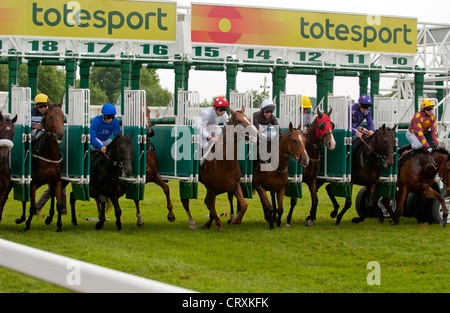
left=261, top=99, right=276, bottom=111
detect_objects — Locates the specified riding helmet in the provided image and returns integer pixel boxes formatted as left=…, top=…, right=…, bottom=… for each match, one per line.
left=358, top=94, right=373, bottom=106
left=421, top=99, right=435, bottom=110
left=301, top=96, right=312, bottom=109
left=101, top=103, right=117, bottom=115
left=213, top=96, right=229, bottom=108
left=34, top=93, right=49, bottom=105
left=261, top=99, right=276, bottom=111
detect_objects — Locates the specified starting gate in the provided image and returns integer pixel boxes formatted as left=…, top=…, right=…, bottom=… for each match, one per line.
left=62, top=88, right=91, bottom=200
left=9, top=86, right=31, bottom=201
left=317, top=95, right=353, bottom=198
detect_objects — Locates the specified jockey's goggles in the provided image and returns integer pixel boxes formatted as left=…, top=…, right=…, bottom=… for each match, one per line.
left=104, top=115, right=115, bottom=120
left=37, top=103, right=47, bottom=109
left=360, top=104, right=370, bottom=109
left=264, top=110, right=274, bottom=114
left=216, top=107, right=227, bottom=112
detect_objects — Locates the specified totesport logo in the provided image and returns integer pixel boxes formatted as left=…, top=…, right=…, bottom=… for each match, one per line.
left=191, top=4, right=417, bottom=54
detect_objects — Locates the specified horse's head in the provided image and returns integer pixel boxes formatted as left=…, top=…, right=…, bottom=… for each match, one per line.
left=114, top=132, right=135, bottom=177
left=374, top=124, right=397, bottom=168
left=0, top=112, right=17, bottom=163
left=145, top=106, right=155, bottom=138
left=228, top=106, right=258, bottom=143
left=315, top=108, right=336, bottom=150
left=283, top=122, right=309, bottom=167
left=43, top=102, right=64, bottom=144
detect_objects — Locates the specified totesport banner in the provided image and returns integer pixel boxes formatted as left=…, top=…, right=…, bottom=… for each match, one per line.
left=191, top=4, right=417, bottom=54
left=0, top=0, right=176, bottom=41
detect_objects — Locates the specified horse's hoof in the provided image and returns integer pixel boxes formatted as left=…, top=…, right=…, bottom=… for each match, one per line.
left=378, top=217, right=385, bottom=224
left=167, top=215, right=175, bottom=222
left=95, top=222, right=103, bottom=230
left=189, top=224, right=197, bottom=230
left=137, top=221, right=145, bottom=227
left=305, top=220, right=314, bottom=227
left=217, top=226, right=224, bottom=231
left=56, top=228, right=63, bottom=233
left=285, top=223, right=291, bottom=227
left=15, top=217, right=24, bottom=224
left=45, top=217, right=52, bottom=225
left=351, top=217, right=360, bottom=223
left=330, top=210, right=338, bottom=219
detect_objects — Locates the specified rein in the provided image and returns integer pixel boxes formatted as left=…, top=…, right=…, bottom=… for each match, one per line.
left=31, top=153, right=62, bottom=163
left=359, top=134, right=394, bottom=162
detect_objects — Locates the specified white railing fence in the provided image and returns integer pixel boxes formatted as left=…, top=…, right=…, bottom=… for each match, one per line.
left=0, top=239, right=195, bottom=293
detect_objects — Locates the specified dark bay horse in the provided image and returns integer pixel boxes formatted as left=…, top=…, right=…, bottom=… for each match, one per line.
left=117, top=106, right=174, bottom=227
left=181, top=107, right=258, bottom=230
left=253, top=122, right=309, bottom=228
left=71, top=133, right=135, bottom=230
left=286, top=108, right=336, bottom=227
left=327, top=124, right=397, bottom=225
left=0, top=112, right=17, bottom=223
left=19, top=103, right=65, bottom=231
left=380, top=147, right=449, bottom=227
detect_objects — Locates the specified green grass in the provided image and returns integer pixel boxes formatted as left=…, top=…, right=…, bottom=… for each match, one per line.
left=0, top=181, right=449, bottom=293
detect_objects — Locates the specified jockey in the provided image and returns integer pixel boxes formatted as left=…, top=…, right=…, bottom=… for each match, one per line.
left=199, top=96, right=230, bottom=148
left=253, top=99, right=284, bottom=141
left=90, top=103, right=121, bottom=153
left=301, top=96, right=315, bottom=134
left=351, top=94, right=374, bottom=139
left=31, top=93, right=50, bottom=141
left=401, top=99, right=438, bottom=154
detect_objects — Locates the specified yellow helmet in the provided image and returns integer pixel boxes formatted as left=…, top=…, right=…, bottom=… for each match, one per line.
left=421, top=99, right=435, bottom=110
left=34, top=93, right=49, bottom=105
left=301, top=96, right=312, bottom=109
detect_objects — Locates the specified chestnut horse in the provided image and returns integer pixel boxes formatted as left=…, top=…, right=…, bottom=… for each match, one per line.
left=286, top=108, right=336, bottom=227
left=0, top=112, right=17, bottom=223
left=327, top=124, right=397, bottom=225
left=253, top=122, right=309, bottom=228
left=380, top=147, right=449, bottom=226
left=18, top=103, right=65, bottom=231
left=117, top=106, right=174, bottom=227
left=181, top=107, right=258, bottom=230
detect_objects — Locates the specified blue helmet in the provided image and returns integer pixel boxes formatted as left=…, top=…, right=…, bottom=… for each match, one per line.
left=101, top=103, right=116, bottom=115
left=358, top=94, right=373, bottom=106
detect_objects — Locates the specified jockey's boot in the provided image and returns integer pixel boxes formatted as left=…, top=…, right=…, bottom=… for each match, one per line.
left=398, top=144, right=411, bottom=155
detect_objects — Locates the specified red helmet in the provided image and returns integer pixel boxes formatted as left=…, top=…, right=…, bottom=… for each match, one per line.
left=214, top=97, right=229, bottom=108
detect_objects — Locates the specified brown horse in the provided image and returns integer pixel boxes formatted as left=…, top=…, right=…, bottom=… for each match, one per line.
left=253, top=122, right=309, bottom=228
left=20, top=103, right=65, bottom=231
left=117, top=106, right=174, bottom=227
left=286, top=108, right=336, bottom=227
left=0, top=112, right=17, bottom=223
left=327, top=124, right=397, bottom=225
left=380, top=147, right=449, bottom=226
left=181, top=107, right=258, bottom=230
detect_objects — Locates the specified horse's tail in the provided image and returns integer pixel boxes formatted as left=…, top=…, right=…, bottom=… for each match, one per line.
left=105, top=198, right=112, bottom=213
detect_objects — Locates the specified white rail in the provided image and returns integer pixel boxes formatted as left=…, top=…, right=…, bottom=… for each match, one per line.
left=0, top=239, right=196, bottom=293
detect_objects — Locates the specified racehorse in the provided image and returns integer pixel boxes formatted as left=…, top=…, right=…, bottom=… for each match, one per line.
left=71, top=133, right=135, bottom=230
left=252, top=122, right=309, bottom=228
left=181, top=107, right=258, bottom=230
left=19, top=103, right=65, bottom=231
left=117, top=106, right=174, bottom=227
left=286, top=108, right=336, bottom=227
left=0, top=112, right=17, bottom=223
left=379, top=147, right=449, bottom=227
left=326, top=124, right=397, bottom=225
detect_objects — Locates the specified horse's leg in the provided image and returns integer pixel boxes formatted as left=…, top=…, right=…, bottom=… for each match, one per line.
left=54, top=181, right=64, bottom=232
left=25, top=184, right=38, bottom=231
left=305, top=181, right=319, bottom=227
left=15, top=201, right=27, bottom=224
left=111, top=196, right=122, bottom=230
left=203, top=190, right=223, bottom=231
left=275, top=190, right=285, bottom=227
left=227, top=191, right=234, bottom=225
left=154, top=173, right=174, bottom=222
left=255, top=184, right=273, bottom=228
left=181, top=197, right=197, bottom=230
left=270, top=191, right=277, bottom=226
left=352, top=184, right=375, bottom=224
left=0, top=181, right=13, bottom=223
left=95, top=195, right=107, bottom=230
left=69, top=191, right=78, bottom=226
left=133, top=200, right=145, bottom=227
left=45, top=185, right=55, bottom=225
left=335, top=184, right=353, bottom=226
left=231, top=183, right=248, bottom=226
left=420, top=187, right=448, bottom=227
left=326, top=183, right=341, bottom=219
left=286, top=197, right=297, bottom=227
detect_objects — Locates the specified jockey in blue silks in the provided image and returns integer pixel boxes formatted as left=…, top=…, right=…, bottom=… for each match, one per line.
left=351, top=94, right=374, bottom=139
left=90, top=103, right=121, bottom=153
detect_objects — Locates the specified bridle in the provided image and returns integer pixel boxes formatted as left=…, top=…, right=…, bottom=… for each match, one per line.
left=359, top=131, right=395, bottom=163
left=284, top=129, right=304, bottom=162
